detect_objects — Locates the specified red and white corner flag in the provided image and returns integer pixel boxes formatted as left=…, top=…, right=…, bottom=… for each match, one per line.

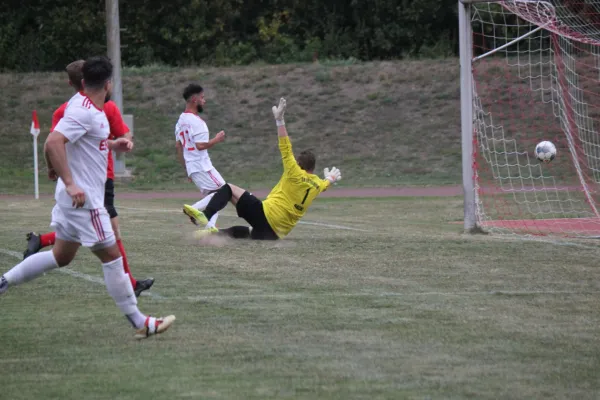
left=30, top=110, right=40, bottom=137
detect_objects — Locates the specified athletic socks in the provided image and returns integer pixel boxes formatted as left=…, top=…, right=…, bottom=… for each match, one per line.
left=1, top=252, right=148, bottom=330
left=192, top=193, right=219, bottom=228
left=3, top=251, right=59, bottom=286
left=116, top=239, right=137, bottom=289
left=102, top=257, right=146, bottom=329
left=192, top=192, right=215, bottom=211
left=40, top=232, right=56, bottom=248
left=204, top=184, right=232, bottom=221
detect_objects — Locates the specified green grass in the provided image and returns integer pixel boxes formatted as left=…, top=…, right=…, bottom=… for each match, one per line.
left=1, top=196, right=600, bottom=399
left=0, top=59, right=463, bottom=193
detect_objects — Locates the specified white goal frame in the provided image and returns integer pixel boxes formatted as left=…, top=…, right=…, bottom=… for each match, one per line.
left=458, top=0, right=553, bottom=232
left=459, top=0, right=478, bottom=232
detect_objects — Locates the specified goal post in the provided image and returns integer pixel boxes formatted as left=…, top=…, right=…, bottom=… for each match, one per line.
left=460, top=0, right=600, bottom=237
left=459, top=0, right=478, bottom=232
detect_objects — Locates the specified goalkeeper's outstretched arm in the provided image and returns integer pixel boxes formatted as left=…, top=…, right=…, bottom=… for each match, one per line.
left=272, top=98, right=288, bottom=138
left=277, top=125, right=288, bottom=138
left=271, top=98, right=297, bottom=174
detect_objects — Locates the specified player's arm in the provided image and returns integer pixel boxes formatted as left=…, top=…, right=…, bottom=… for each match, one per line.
left=44, top=132, right=72, bottom=185
left=271, top=98, right=302, bottom=176
left=44, top=147, right=57, bottom=181
left=46, top=109, right=91, bottom=207
left=273, top=98, right=288, bottom=139
left=44, top=131, right=85, bottom=207
left=175, top=140, right=186, bottom=169
left=277, top=124, right=288, bottom=139
left=47, top=105, right=66, bottom=180
left=319, top=178, right=332, bottom=192
left=195, top=131, right=225, bottom=150
left=277, top=133, right=300, bottom=175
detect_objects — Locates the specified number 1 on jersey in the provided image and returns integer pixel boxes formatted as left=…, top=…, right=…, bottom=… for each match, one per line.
left=301, top=188, right=311, bottom=204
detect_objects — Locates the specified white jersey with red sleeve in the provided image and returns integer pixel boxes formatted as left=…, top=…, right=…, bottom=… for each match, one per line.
left=174, top=112, right=215, bottom=175
left=53, top=92, right=110, bottom=209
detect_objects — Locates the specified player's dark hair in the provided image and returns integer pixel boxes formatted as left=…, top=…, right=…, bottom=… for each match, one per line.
left=66, top=60, right=85, bottom=91
left=297, top=150, right=316, bottom=172
left=183, top=83, right=203, bottom=101
left=82, top=56, right=113, bottom=90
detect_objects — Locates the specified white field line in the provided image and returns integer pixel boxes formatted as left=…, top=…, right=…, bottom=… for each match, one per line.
left=2, top=248, right=597, bottom=300
left=0, top=248, right=164, bottom=299
left=118, top=206, right=371, bottom=232
left=118, top=206, right=181, bottom=214
left=180, top=289, right=600, bottom=301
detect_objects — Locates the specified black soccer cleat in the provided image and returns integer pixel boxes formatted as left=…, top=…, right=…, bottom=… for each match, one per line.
left=134, top=278, right=155, bottom=297
left=23, top=232, right=42, bottom=260
left=0, top=276, right=8, bottom=295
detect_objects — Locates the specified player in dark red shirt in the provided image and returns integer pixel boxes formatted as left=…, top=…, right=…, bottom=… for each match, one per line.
left=23, top=60, right=154, bottom=297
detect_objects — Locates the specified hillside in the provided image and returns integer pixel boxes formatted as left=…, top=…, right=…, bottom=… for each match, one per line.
left=0, top=60, right=462, bottom=194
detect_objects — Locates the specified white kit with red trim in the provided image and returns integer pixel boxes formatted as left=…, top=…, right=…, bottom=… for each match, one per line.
left=174, top=112, right=215, bottom=175
left=53, top=92, right=110, bottom=209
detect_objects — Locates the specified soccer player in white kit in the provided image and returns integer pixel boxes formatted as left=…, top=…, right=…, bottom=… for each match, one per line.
left=176, top=84, right=226, bottom=228
left=0, top=56, right=175, bottom=339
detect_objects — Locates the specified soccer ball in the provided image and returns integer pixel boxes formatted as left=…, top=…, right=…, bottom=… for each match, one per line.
left=535, top=141, right=557, bottom=163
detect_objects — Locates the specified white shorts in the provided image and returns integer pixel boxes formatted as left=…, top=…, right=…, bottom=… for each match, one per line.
left=190, top=168, right=225, bottom=196
left=50, top=204, right=116, bottom=249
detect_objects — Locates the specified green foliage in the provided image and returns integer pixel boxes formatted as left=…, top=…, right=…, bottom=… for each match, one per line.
left=0, top=0, right=460, bottom=71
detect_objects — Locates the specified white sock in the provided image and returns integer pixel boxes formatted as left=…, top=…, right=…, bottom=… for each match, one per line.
left=4, top=251, right=58, bottom=286
left=102, top=257, right=146, bottom=328
left=206, top=212, right=219, bottom=228
left=192, top=193, right=215, bottom=211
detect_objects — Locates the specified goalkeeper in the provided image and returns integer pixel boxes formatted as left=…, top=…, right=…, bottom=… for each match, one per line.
left=183, top=97, right=342, bottom=240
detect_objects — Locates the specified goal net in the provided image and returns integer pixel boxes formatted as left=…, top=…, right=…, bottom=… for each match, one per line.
left=471, top=0, right=600, bottom=237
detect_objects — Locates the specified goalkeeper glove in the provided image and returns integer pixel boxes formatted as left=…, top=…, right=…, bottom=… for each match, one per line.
left=324, top=167, right=342, bottom=184
left=272, top=97, right=286, bottom=126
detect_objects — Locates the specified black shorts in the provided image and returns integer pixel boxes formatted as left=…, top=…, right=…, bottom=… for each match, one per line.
left=236, top=192, right=278, bottom=240
left=104, top=178, right=118, bottom=219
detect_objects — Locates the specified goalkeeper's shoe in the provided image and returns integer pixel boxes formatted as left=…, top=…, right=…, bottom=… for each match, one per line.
left=194, top=227, right=219, bottom=240
left=134, top=315, right=176, bottom=340
left=23, top=232, right=42, bottom=260
left=183, top=204, right=208, bottom=226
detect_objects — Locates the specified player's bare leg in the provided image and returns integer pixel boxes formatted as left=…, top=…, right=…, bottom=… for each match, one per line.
left=92, top=243, right=174, bottom=339
left=110, top=216, right=154, bottom=297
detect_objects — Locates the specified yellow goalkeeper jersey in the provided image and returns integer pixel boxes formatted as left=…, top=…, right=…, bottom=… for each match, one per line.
left=262, top=136, right=331, bottom=238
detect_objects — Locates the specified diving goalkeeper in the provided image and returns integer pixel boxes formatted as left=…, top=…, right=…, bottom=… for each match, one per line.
left=183, top=97, right=342, bottom=240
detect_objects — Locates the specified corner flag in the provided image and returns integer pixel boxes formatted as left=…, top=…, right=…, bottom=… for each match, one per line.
left=30, top=110, right=40, bottom=137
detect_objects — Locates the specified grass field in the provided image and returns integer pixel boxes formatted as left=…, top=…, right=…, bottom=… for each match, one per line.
left=1, top=195, right=600, bottom=399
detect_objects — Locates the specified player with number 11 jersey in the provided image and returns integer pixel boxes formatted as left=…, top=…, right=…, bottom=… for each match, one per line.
left=176, top=84, right=227, bottom=228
